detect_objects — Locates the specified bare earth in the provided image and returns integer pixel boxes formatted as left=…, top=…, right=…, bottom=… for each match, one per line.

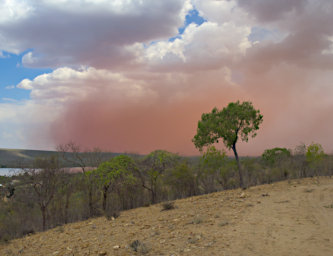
left=1, top=177, right=333, bottom=256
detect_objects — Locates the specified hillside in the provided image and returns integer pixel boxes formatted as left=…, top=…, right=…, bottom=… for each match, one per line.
left=0, top=148, right=122, bottom=168
left=0, top=148, right=57, bottom=167
left=1, top=177, right=333, bottom=256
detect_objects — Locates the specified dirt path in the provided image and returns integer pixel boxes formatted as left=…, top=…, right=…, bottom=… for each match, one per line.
left=224, top=178, right=333, bottom=256
left=1, top=177, right=333, bottom=256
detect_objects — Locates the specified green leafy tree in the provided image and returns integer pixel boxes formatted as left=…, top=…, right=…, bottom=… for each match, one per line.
left=306, top=143, right=325, bottom=177
left=262, top=147, right=291, bottom=166
left=201, top=146, right=227, bottom=170
left=140, top=150, right=180, bottom=204
left=261, top=147, right=292, bottom=181
left=165, top=161, right=197, bottom=198
left=96, top=155, right=137, bottom=212
left=306, top=143, right=325, bottom=164
left=199, top=146, right=228, bottom=192
left=193, top=101, right=263, bottom=188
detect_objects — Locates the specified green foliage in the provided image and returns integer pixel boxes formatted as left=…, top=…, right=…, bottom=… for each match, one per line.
left=201, top=146, right=227, bottom=170
left=193, top=101, right=263, bottom=151
left=262, top=147, right=291, bottom=166
left=96, top=155, right=138, bottom=212
left=165, top=161, right=197, bottom=197
left=306, top=143, right=325, bottom=165
left=143, top=150, right=180, bottom=190
left=96, top=155, right=137, bottom=187
left=1, top=143, right=332, bottom=243
left=197, top=146, right=231, bottom=191
left=193, top=101, right=263, bottom=188
left=141, top=150, right=180, bottom=203
left=143, top=150, right=180, bottom=171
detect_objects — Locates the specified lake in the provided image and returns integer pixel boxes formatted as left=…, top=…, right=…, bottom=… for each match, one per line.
left=0, top=168, right=23, bottom=176
left=0, top=167, right=94, bottom=176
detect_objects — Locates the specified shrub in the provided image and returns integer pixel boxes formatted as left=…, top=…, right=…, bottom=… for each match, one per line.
left=129, top=240, right=149, bottom=254
left=161, top=201, right=175, bottom=211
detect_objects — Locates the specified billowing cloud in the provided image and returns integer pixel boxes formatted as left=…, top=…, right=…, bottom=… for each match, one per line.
left=0, top=0, right=191, bottom=68
left=1, top=0, right=333, bottom=155
left=15, top=66, right=241, bottom=154
left=237, top=0, right=307, bottom=23
left=240, top=0, right=333, bottom=70
left=144, top=21, right=251, bottom=71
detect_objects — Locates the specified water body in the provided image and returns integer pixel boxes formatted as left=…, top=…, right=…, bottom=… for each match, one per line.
left=0, top=167, right=95, bottom=176
left=0, top=168, right=23, bottom=176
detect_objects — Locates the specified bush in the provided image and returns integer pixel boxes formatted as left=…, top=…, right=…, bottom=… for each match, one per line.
left=161, top=201, right=175, bottom=211
left=129, top=240, right=149, bottom=254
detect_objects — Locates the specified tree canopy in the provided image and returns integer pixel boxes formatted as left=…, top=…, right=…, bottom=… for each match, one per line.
left=96, top=155, right=137, bottom=211
left=140, top=150, right=180, bottom=203
left=193, top=101, right=263, bottom=188
left=306, top=143, right=325, bottom=165
left=262, top=147, right=291, bottom=166
left=193, top=101, right=263, bottom=151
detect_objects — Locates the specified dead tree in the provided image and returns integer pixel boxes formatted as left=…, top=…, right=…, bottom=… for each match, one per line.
left=57, top=142, right=104, bottom=217
left=25, top=156, right=62, bottom=231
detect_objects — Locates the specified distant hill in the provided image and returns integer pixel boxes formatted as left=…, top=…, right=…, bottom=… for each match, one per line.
left=0, top=148, right=123, bottom=168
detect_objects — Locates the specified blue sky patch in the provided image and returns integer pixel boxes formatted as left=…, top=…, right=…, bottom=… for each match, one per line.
left=169, top=9, right=206, bottom=42
left=0, top=50, right=52, bottom=103
left=1, top=9, right=207, bottom=102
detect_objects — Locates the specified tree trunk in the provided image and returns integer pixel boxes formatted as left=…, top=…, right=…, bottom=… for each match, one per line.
left=41, top=205, right=46, bottom=231
left=88, top=186, right=93, bottom=217
left=151, top=178, right=157, bottom=204
left=232, top=143, right=244, bottom=189
left=102, top=186, right=108, bottom=211
left=151, top=189, right=156, bottom=204
left=64, top=192, right=70, bottom=224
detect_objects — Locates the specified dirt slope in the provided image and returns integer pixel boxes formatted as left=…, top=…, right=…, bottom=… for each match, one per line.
left=1, top=177, right=333, bottom=256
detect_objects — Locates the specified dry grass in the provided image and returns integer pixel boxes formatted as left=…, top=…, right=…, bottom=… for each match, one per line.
left=1, top=177, right=333, bottom=256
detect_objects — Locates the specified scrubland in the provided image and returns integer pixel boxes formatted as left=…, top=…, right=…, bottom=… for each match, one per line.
left=1, top=177, right=333, bottom=256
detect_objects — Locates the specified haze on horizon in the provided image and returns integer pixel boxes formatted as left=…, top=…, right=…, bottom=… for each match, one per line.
left=1, top=0, right=333, bottom=156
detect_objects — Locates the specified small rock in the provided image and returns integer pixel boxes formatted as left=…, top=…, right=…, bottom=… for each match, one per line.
left=204, top=242, right=214, bottom=247
left=99, top=251, right=107, bottom=255
left=113, top=245, right=120, bottom=249
left=240, top=192, right=246, bottom=198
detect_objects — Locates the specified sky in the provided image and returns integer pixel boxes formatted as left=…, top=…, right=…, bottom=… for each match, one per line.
left=1, top=0, right=333, bottom=156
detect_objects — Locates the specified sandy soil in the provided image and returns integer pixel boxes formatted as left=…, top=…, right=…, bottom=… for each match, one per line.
left=1, top=177, right=333, bottom=256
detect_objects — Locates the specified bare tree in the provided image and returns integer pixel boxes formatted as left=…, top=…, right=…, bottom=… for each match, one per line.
left=24, top=156, right=62, bottom=231
left=57, top=142, right=104, bottom=217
